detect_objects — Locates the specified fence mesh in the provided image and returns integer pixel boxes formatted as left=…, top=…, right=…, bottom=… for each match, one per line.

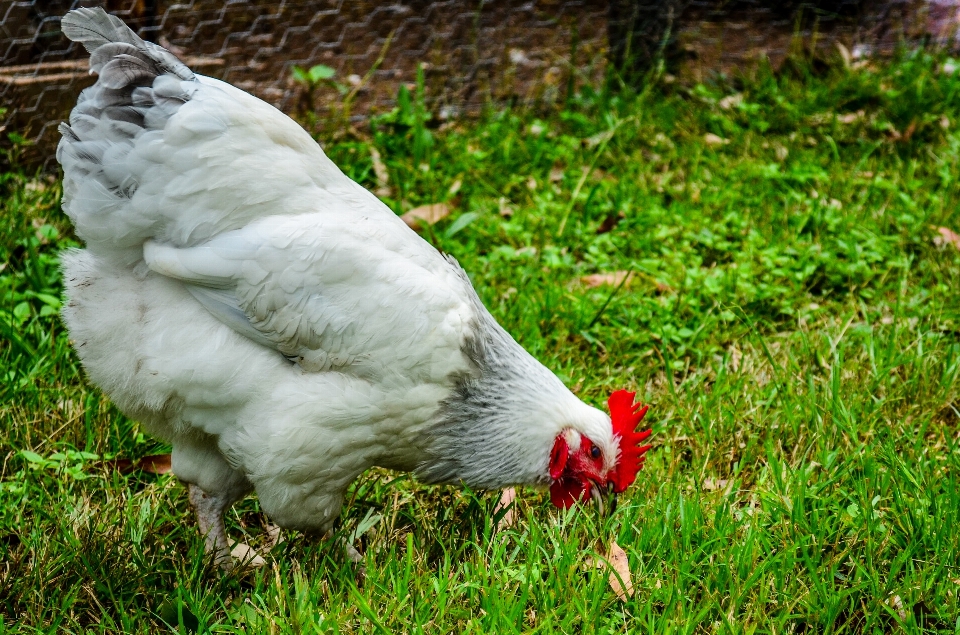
left=1, top=1, right=957, bottom=170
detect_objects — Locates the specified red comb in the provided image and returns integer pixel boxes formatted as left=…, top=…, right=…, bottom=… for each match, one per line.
left=608, top=390, right=652, bottom=493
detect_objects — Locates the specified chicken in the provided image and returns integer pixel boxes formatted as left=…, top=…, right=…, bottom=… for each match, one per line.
left=56, top=8, right=653, bottom=568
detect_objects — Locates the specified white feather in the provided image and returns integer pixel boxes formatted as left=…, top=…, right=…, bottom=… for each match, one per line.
left=58, top=8, right=611, bottom=532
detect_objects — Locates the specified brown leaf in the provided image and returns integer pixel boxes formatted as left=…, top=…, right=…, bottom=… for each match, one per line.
left=606, top=540, right=634, bottom=601
left=934, top=226, right=960, bottom=250
left=704, top=133, right=729, bottom=146
left=837, top=110, right=864, bottom=124
left=549, top=167, right=565, bottom=182
left=702, top=477, right=730, bottom=492
left=401, top=203, right=451, bottom=230
left=230, top=542, right=266, bottom=568
left=901, top=120, right=917, bottom=142
left=718, top=93, right=742, bottom=110
left=493, top=487, right=517, bottom=531
left=581, top=271, right=632, bottom=288
left=102, top=453, right=172, bottom=475
left=264, top=523, right=284, bottom=552
left=596, top=213, right=622, bottom=235
left=729, top=346, right=742, bottom=372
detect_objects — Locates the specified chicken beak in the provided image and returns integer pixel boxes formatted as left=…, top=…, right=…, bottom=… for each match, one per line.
left=588, top=480, right=617, bottom=517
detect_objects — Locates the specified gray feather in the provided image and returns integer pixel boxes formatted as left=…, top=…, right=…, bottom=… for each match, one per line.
left=61, top=8, right=140, bottom=54
left=61, top=7, right=194, bottom=81
left=99, top=55, right=156, bottom=89
left=185, top=285, right=281, bottom=353
left=58, top=7, right=199, bottom=204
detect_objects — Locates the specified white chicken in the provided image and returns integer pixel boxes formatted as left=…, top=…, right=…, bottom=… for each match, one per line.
left=57, top=8, right=652, bottom=568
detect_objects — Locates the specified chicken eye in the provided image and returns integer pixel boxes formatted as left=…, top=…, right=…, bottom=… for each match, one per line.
left=590, top=444, right=601, bottom=459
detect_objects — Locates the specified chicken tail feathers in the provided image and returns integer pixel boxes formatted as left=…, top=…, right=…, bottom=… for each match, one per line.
left=61, top=8, right=194, bottom=80
left=57, top=8, right=198, bottom=255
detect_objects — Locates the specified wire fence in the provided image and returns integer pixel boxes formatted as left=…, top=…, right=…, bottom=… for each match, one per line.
left=1, top=1, right=957, bottom=170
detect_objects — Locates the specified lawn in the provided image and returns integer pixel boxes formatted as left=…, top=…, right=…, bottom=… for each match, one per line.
left=1, top=50, right=960, bottom=633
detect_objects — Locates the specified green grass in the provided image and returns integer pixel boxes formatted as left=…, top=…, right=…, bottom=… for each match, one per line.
left=3, top=50, right=960, bottom=633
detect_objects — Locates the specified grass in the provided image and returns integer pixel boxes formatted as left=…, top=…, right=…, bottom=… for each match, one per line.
left=2, top=49, right=960, bottom=633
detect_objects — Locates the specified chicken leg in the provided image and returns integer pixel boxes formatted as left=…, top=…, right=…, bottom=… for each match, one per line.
left=188, top=483, right=237, bottom=570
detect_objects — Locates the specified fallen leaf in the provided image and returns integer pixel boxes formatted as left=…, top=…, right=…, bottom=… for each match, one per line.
left=606, top=540, right=634, bottom=601
left=493, top=487, right=517, bottom=531
left=901, top=120, right=917, bottom=142
left=369, top=146, right=392, bottom=197
left=230, top=542, right=266, bottom=568
left=581, top=271, right=632, bottom=288
left=448, top=178, right=463, bottom=196
left=835, top=41, right=852, bottom=68
left=886, top=594, right=907, bottom=621
left=401, top=203, right=451, bottom=230
left=702, top=477, right=729, bottom=492
left=264, top=523, right=284, bottom=552
left=498, top=197, right=513, bottom=218
left=549, top=167, right=565, bottom=182
left=934, top=226, right=960, bottom=250
left=596, top=212, right=622, bottom=234
left=729, top=346, right=742, bottom=372
left=837, top=110, right=864, bottom=124
left=704, top=133, right=729, bottom=146
left=718, top=93, right=742, bottom=110
left=103, top=453, right=172, bottom=474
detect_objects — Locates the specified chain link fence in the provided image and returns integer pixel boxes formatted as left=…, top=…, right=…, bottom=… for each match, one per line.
left=1, top=1, right=957, bottom=170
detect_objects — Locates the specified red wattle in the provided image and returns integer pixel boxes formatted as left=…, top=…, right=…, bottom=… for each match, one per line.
left=549, top=478, right=589, bottom=509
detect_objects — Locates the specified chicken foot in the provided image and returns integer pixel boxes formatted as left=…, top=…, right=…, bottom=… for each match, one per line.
left=188, top=483, right=238, bottom=571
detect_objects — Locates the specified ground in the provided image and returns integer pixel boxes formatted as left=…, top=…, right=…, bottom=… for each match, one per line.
left=1, top=50, right=959, bottom=633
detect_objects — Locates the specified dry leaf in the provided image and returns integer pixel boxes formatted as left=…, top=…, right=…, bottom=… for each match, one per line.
left=103, top=453, right=172, bottom=475
left=886, top=595, right=907, bottom=620
left=934, top=226, right=960, bottom=250
left=718, top=93, right=742, bottom=110
left=837, top=110, right=864, bottom=124
left=835, top=41, right=852, bottom=68
left=493, top=487, right=517, bottom=531
left=526, top=177, right=538, bottom=191
left=264, top=523, right=284, bottom=552
left=704, top=133, right=729, bottom=146
left=448, top=178, right=463, bottom=196
left=729, top=346, right=742, bottom=372
left=606, top=540, right=634, bottom=601
left=581, top=271, right=632, bottom=288
left=369, top=146, right=392, bottom=197
left=596, top=213, right=622, bottom=235
left=401, top=203, right=451, bottom=230
left=230, top=542, right=266, bottom=568
left=498, top=197, right=513, bottom=218
left=702, top=477, right=729, bottom=492
left=901, top=120, right=917, bottom=142
left=549, top=167, right=565, bottom=182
